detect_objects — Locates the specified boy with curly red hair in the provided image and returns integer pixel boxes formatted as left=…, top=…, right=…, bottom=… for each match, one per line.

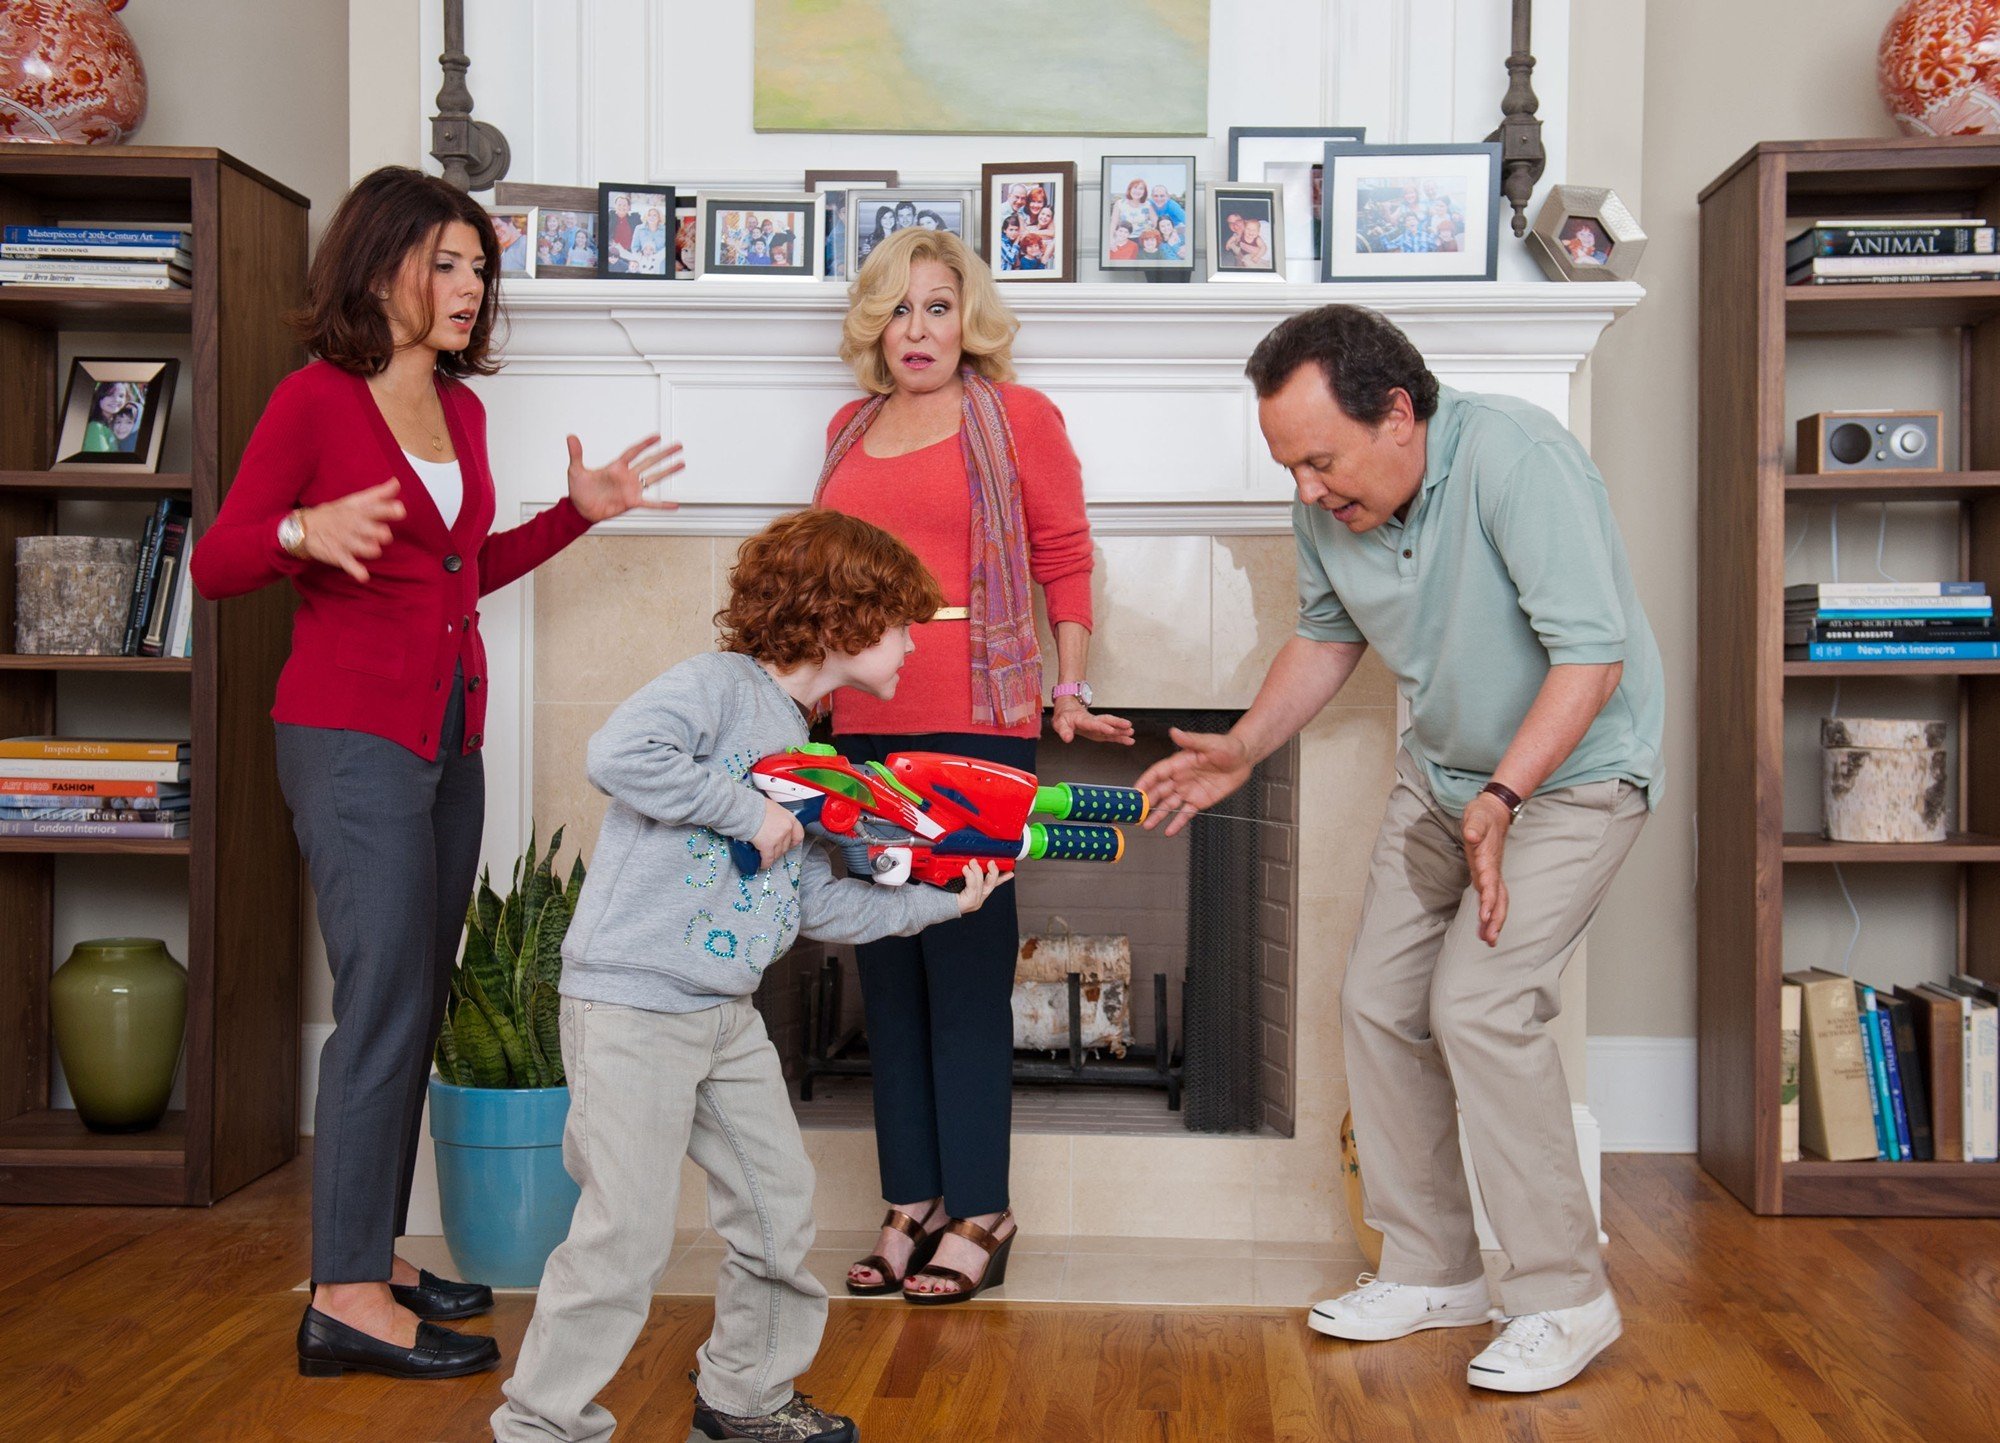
left=495, top=509, right=1011, bottom=1443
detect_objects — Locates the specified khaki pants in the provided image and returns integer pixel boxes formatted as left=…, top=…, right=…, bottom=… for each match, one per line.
left=1342, top=750, right=1647, bottom=1317
left=493, top=995, right=827, bottom=1443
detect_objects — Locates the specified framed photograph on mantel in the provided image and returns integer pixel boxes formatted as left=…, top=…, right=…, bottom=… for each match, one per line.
left=598, top=183, right=676, bottom=279
left=846, top=189, right=975, bottom=277
left=486, top=206, right=536, bottom=278
left=1100, top=155, right=1195, bottom=272
left=1228, top=126, right=1365, bottom=264
left=1320, top=142, right=1501, bottom=282
left=697, top=193, right=825, bottom=279
left=1207, top=183, right=1284, bottom=282
left=982, top=162, right=1076, bottom=282
left=805, top=170, right=897, bottom=281
left=493, top=183, right=600, bottom=276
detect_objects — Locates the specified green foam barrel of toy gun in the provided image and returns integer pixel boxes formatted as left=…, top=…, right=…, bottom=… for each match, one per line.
left=1021, top=821, right=1125, bottom=863
left=1030, top=782, right=1150, bottom=825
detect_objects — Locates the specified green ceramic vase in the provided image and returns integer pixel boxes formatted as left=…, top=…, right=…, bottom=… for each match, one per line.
left=50, top=936, right=187, bottom=1133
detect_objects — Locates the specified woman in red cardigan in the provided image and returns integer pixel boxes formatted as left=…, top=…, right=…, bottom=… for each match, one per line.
left=820, top=228, right=1132, bottom=1304
left=191, top=167, right=680, bottom=1381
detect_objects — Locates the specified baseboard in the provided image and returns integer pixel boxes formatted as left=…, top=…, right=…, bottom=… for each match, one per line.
left=1588, top=1035, right=1698, bottom=1153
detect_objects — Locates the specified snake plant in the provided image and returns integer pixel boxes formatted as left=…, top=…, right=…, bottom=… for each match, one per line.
left=433, top=825, right=585, bottom=1089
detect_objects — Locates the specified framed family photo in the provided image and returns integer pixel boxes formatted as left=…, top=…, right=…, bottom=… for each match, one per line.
left=1320, top=142, right=1501, bottom=282
left=1527, top=184, right=1647, bottom=282
left=846, top=189, right=975, bottom=277
left=674, top=196, right=698, bottom=277
left=1228, top=126, right=1365, bottom=264
left=805, top=170, right=897, bottom=281
left=598, top=183, right=676, bottom=279
left=493, top=183, right=600, bottom=277
left=698, top=193, right=825, bottom=279
left=1100, top=155, right=1195, bottom=271
left=55, top=358, right=178, bottom=471
left=982, top=162, right=1076, bottom=282
left=1207, top=183, right=1284, bottom=282
left=486, top=206, right=536, bottom=278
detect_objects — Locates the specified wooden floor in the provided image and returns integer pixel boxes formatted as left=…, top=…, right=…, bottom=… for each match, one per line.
left=2, top=1152, right=1997, bottom=1442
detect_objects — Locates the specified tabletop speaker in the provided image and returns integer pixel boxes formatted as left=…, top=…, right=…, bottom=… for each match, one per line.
left=1797, top=410, right=1943, bottom=474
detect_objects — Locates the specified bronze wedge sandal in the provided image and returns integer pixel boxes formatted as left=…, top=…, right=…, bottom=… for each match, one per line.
left=902, top=1211, right=1015, bottom=1306
left=845, top=1202, right=945, bottom=1296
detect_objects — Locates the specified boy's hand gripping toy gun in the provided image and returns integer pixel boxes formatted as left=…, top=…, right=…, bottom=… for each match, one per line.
left=727, top=743, right=1148, bottom=887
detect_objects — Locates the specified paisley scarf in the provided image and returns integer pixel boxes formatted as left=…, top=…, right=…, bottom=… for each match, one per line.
left=814, top=367, right=1042, bottom=727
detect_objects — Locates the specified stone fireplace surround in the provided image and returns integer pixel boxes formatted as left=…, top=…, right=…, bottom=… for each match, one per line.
left=479, top=278, right=1637, bottom=1252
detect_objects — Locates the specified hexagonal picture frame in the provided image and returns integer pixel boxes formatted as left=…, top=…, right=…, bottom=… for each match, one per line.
left=1528, top=185, right=1646, bottom=282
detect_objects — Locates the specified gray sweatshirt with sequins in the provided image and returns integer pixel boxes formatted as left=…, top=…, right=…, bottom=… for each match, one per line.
left=560, top=650, right=961, bottom=1014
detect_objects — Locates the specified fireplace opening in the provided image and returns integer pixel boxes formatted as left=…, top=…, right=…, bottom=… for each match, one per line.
left=757, top=711, right=1300, bottom=1138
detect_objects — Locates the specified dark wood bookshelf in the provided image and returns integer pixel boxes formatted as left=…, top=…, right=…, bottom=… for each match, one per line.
left=1700, top=136, right=2000, bottom=1218
left=0, top=148, right=306, bottom=1206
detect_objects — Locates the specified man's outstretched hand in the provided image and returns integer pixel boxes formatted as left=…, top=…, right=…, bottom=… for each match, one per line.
left=1134, top=727, right=1254, bottom=837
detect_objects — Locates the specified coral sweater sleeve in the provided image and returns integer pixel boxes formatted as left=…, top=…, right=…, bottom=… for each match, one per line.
left=1009, top=386, right=1094, bottom=630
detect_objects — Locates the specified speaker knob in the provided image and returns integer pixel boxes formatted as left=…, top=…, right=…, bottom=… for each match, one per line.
left=1828, top=422, right=1872, bottom=466
left=1890, top=424, right=1930, bottom=459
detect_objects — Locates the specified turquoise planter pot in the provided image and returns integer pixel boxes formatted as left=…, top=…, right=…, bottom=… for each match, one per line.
left=428, top=1077, right=579, bottom=1288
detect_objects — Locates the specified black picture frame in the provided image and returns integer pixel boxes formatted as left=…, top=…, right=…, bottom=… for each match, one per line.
left=699, top=193, right=824, bottom=279
left=1319, top=142, right=1502, bottom=283
left=597, top=182, right=677, bottom=280
left=55, top=357, right=178, bottom=471
left=1227, top=126, right=1366, bottom=261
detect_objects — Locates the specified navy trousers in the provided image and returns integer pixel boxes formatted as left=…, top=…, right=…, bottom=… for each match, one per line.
left=835, top=731, right=1032, bottom=1218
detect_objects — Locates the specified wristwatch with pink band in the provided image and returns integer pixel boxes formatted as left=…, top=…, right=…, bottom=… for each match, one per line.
left=1052, top=681, right=1093, bottom=707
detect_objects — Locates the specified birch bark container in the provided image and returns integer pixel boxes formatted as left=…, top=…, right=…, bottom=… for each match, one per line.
left=1820, top=717, right=1948, bottom=843
left=14, top=536, right=138, bottom=655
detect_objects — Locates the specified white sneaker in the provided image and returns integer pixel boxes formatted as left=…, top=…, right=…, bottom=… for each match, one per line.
left=1466, top=1289, right=1622, bottom=1393
left=1306, top=1271, right=1493, bottom=1341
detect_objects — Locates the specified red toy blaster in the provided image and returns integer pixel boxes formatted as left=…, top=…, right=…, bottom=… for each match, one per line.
left=728, top=744, right=1147, bottom=888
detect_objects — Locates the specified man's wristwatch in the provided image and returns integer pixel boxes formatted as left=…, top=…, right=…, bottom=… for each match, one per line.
left=1052, top=681, right=1093, bottom=708
left=1479, top=780, right=1526, bottom=820
left=277, top=509, right=309, bottom=559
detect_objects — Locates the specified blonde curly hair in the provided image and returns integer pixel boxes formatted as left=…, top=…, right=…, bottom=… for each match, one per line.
left=839, top=227, right=1018, bottom=395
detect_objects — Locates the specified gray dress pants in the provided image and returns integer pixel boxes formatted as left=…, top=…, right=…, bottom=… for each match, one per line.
left=277, top=672, right=483, bottom=1283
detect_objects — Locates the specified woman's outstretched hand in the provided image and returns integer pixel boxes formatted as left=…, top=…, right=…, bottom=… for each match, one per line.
left=300, top=479, right=406, bottom=583
left=1052, top=696, right=1135, bottom=745
left=565, top=433, right=685, bottom=522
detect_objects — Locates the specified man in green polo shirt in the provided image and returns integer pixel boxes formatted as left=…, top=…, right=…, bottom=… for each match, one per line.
left=1138, top=305, right=1662, bottom=1395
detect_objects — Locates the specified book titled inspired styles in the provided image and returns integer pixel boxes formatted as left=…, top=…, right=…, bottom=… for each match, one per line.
left=1784, top=970, right=1880, bottom=1162
left=0, top=738, right=189, bottom=762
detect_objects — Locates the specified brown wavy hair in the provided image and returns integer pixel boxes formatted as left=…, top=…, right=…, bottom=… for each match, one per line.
left=839, top=227, right=1017, bottom=395
left=293, top=166, right=504, bottom=378
left=717, top=510, right=943, bottom=668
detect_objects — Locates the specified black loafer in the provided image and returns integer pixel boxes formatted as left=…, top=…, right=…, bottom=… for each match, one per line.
left=296, top=1305, right=500, bottom=1379
left=389, top=1268, right=494, bottom=1321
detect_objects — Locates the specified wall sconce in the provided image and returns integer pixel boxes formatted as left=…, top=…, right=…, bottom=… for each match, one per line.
left=430, top=0, right=511, bottom=192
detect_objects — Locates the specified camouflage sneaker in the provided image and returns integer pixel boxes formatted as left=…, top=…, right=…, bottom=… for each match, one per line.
left=689, top=1378, right=857, bottom=1443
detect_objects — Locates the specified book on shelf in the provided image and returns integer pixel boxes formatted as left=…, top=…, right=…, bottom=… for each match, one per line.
left=0, top=737, right=189, bottom=763
left=1784, top=969, right=1879, bottom=1161
left=1787, top=640, right=2000, bottom=661
left=0, top=806, right=188, bottom=823
left=140, top=513, right=190, bottom=657
left=0, top=757, right=189, bottom=783
left=1785, top=220, right=1994, bottom=264
left=0, top=816, right=188, bottom=840
left=1781, top=981, right=1802, bottom=1164
left=1784, top=582, right=1987, bottom=599
left=1785, top=621, right=1997, bottom=645
left=163, top=546, right=194, bottom=658
left=1787, top=599, right=1996, bottom=617
left=1787, top=254, right=2000, bottom=283
left=0, top=791, right=184, bottom=813
left=122, top=499, right=190, bottom=655
left=1940, top=976, right=2000, bottom=1162
left=1899, top=984, right=1965, bottom=1162
left=0, top=776, right=184, bottom=797
left=1857, top=983, right=1901, bottom=1160
left=1880, top=990, right=1933, bottom=1161
left=0, top=224, right=192, bottom=262
left=0, top=257, right=187, bottom=279
left=0, top=272, right=188, bottom=290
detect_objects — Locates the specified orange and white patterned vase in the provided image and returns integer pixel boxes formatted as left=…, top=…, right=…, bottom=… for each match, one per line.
left=0, top=0, right=146, bottom=145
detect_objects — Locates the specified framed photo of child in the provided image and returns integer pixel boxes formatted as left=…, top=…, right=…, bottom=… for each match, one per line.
left=486, top=206, right=536, bottom=278
left=697, top=193, right=826, bottom=280
left=674, top=196, right=698, bottom=278
left=1100, top=155, right=1195, bottom=272
left=1207, top=183, right=1284, bottom=282
left=493, top=182, right=600, bottom=277
left=55, top=357, right=178, bottom=471
left=804, top=170, right=897, bottom=281
left=598, top=183, right=678, bottom=280
left=1227, top=126, right=1366, bottom=264
left=981, top=162, right=1076, bottom=282
left=1320, top=142, right=1501, bottom=282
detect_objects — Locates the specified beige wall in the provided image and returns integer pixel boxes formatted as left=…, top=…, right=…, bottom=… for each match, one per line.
left=1578, top=0, right=1901, bottom=1038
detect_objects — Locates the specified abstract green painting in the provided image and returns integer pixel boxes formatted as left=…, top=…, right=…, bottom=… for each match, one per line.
left=754, top=0, right=1210, bottom=135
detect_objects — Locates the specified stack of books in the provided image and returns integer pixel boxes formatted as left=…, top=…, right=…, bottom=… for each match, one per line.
left=0, top=224, right=191, bottom=290
left=1783, top=581, right=1994, bottom=661
left=123, top=498, right=195, bottom=658
left=0, top=738, right=189, bottom=840
left=1785, top=969, right=1999, bottom=1164
left=1786, top=217, right=1998, bottom=286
